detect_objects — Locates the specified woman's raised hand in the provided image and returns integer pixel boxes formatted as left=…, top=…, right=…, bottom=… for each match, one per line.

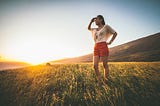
left=91, top=17, right=96, bottom=23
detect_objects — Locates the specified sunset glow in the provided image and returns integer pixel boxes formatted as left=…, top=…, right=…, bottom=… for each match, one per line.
left=0, top=0, right=159, bottom=64
left=3, top=35, right=85, bottom=64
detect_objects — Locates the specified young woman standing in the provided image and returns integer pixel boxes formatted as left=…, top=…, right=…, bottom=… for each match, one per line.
left=88, top=15, right=117, bottom=83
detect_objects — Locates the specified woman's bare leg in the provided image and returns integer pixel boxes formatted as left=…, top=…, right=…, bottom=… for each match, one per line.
left=93, top=56, right=100, bottom=81
left=100, top=56, right=109, bottom=81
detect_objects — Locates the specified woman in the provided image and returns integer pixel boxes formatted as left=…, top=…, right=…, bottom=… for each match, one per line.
left=88, top=15, right=117, bottom=83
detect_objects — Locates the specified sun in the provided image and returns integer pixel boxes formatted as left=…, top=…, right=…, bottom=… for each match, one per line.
left=10, top=50, right=64, bottom=65
left=10, top=53, right=63, bottom=65
left=21, top=57, right=49, bottom=65
left=5, top=39, right=66, bottom=65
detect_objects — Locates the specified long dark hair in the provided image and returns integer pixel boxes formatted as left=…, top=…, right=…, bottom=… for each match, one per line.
left=97, top=15, right=105, bottom=25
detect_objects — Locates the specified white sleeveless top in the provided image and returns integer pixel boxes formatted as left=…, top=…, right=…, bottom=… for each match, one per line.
left=91, top=25, right=116, bottom=43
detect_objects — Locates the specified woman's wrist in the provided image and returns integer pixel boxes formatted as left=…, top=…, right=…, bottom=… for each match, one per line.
left=109, top=40, right=112, bottom=44
left=90, top=20, right=94, bottom=23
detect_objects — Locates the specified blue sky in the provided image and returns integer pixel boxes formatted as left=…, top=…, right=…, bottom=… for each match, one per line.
left=0, top=0, right=160, bottom=63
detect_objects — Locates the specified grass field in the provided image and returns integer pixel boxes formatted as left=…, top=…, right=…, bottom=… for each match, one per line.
left=0, top=62, right=160, bottom=106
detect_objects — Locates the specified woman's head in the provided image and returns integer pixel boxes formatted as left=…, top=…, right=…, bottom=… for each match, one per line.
left=95, top=15, right=105, bottom=26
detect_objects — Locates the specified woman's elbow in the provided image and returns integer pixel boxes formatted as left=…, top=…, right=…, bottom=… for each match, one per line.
left=114, top=32, right=117, bottom=37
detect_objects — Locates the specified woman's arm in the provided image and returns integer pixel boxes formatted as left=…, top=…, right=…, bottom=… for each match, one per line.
left=88, top=18, right=96, bottom=31
left=107, top=32, right=117, bottom=45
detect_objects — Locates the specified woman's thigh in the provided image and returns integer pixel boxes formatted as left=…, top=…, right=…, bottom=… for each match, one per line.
left=93, top=56, right=100, bottom=65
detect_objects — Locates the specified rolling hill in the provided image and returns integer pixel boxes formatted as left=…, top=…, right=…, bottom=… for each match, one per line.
left=51, top=32, right=160, bottom=63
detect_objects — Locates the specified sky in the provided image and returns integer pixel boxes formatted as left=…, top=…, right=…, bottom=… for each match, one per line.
left=0, top=0, right=160, bottom=64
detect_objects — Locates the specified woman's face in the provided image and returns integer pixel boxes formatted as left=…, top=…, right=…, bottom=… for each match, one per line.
left=95, top=17, right=102, bottom=25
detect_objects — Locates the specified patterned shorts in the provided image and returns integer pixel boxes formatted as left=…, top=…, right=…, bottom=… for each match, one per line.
left=94, top=42, right=109, bottom=57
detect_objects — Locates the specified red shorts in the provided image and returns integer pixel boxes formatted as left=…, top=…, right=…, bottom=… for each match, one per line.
left=94, top=42, right=109, bottom=57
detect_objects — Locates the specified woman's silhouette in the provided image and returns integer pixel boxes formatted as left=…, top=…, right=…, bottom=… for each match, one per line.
left=88, top=15, right=117, bottom=83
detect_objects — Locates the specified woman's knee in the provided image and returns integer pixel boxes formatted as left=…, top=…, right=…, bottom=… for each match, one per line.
left=94, top=64, right=98, bottom=70
left=103, top=62, right=108, bottom=67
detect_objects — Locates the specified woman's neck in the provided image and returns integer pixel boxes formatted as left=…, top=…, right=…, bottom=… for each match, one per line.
left=97, top=24, right=104, bottom=30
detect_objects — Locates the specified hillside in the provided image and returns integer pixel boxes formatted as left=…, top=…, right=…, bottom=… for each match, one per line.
left=51, top=32, right=160, bottom=63
left=0, top=61, right=31, bottom=70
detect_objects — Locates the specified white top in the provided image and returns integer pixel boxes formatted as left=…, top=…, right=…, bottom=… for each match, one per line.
left=91, top=25, right=116, bottom=43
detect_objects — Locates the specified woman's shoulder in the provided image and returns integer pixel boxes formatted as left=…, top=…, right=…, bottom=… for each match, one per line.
left=104, top=24, right=113, bottom=30
left=104, top=24, right=116, bottom=33
left=104, top=24, right=110, bottom=28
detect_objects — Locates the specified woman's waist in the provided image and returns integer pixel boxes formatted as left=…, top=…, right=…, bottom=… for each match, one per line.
left=95, top=41, right=107, bottom=45
left=94, top=42, right=108, bottom=47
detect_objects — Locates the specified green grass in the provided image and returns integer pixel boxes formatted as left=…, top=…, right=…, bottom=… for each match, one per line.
left=0, top=62, right=160, bottom=106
